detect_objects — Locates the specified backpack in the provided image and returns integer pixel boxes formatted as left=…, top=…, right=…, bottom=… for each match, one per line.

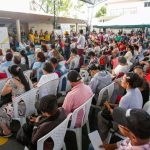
left=99, top=55, right=106, bottom=65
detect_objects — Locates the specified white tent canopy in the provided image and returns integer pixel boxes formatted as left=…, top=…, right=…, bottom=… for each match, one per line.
left=94, top=13, right=150, bottom=27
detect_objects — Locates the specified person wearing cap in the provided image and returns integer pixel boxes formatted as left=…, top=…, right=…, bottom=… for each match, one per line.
left=64, top=31, right=71, bottom=60
left=62, top=70, right=93, bottom=126
left=99, top=107, right=150, bottom=150
left=88, top=64, right=112, bottom=101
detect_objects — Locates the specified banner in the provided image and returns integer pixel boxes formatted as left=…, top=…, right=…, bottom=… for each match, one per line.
left=0, top=27, right=10, bottom=54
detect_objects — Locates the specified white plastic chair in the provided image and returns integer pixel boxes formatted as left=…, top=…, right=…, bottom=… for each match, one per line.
left=143, top=101, right=150, bottom=114
left=37, top=113, right=72, bottom=150
left=13, top=88, right=38, bottom=124
left=24, top=70, right=33, bottom=88
left=58, top=73, right=71, bottom=95
left=27, top=54, right=34, bottom=69
left=24, top=70, right=32, bottom=79
left=67, top=95, right=94, bottom=150
left=80, top=69, right=89, bottom=83
left=38, top=79, right=59, bottom=99
left=96, top=82, right=115, bottom=106
left=0, top=78, right=7, bottom=93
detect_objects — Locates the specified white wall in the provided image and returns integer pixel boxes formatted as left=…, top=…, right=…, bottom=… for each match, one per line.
left=28, top=23, right=53, bottom=33
left=106, top=1, right=150, bottom=16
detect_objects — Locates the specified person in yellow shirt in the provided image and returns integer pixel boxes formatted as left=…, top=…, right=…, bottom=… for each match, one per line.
left=28, top=30, right=35, bottom=43
left=34, top=30, right=39, bottom=45
left=39, top=29, right=45, bottom=43
left=45, top=31, right=50, bottom=44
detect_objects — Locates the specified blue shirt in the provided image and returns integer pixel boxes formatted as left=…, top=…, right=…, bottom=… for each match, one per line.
left=0, top=61, right=12, bottom=77
left=32, top=62, right=43, bottom=70
left=55, top=64, right=67, bottom=77
left=119, top=88, right=143, bottom=109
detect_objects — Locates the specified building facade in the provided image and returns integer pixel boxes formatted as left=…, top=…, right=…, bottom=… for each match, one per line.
left=105, top=0, right=150, bottom=16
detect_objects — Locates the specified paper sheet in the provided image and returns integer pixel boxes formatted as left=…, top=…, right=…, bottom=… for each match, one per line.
left=88, top=130, right=105, bottom=150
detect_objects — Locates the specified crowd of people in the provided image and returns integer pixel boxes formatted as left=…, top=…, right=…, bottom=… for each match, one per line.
left=0, top=28, right=150, bottom=150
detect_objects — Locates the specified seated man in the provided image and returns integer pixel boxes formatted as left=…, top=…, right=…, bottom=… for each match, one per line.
left=88, top=64, right=112, bottom=101
left=100, top=107, right=150, bottom=150
left=112, top=56, right=129, bottom=76
left=134, top=66, right=150, bottom=106
left=62, top=70, right=93, bottom=126
left=13, top=53, right=27, bottom=71
left=50, top=57, right=67, bottom=77
left=17, top=95, right=66, bottom=150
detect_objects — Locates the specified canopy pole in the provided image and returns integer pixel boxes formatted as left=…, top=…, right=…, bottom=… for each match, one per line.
left=16, top=19, right=21, bottom=43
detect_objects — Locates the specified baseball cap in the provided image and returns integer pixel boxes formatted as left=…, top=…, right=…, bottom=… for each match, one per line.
left=67, top=70, right=82, bottom=82
left=112, top=107, right=150, bottom=139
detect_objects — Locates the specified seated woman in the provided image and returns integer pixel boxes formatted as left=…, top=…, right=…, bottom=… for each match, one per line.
left=32, top=51, right=45, bottom=81
left=98, top=73, right=143, bottom=141
left=66, top=48, right=80, bottom=71
left=20, top=50, right=29, bottom=70
left=0, top=65, right=30, bottom=137
left=36, top=62, right=59, bottom=87
left=52, top=49, right=64, bottom=62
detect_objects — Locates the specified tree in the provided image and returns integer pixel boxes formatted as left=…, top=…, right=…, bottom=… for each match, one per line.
left=95, top=6, right=107, bottom=18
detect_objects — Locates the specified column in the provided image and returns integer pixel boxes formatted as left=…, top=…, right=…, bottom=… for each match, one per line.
left=76, top=23, right=78, bottom=33
left=16, top=19, right=21, bottom=43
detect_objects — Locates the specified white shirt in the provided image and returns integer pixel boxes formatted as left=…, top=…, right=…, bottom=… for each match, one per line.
left=114, top=64, right=129, bottom=76
left=124, top=51, right=133, bottom=62
left=77, top=35, right=85, bottom=49
left=69, top=55, right=80, bottom=70
left=37, top=73, right=59, bottom=87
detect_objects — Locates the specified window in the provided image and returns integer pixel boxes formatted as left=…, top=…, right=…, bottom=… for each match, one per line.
left=144, top=2, right=150, bottom=7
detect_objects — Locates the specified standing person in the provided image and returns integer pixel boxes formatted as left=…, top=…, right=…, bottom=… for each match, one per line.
left=34, top=31, right=39, bottom=45
left=64, top=31, right=71, bottom=60
left=50, top=31, right=55, bottom=45
left=76, top=29, right=85, bottom=66
left=44, top=31, right=50, bottom=44
left=39, top=30, right=45, bottom=43
left=28, top=29, right=35, bottom=44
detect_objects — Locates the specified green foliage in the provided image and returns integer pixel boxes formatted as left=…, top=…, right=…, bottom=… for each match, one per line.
left=95, top=6, right=107, bottom=18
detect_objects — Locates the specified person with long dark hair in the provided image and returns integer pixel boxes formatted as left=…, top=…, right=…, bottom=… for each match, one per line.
left=0, top=65, right=30, bottom=137
left=20, top=50, right=29, bottom=69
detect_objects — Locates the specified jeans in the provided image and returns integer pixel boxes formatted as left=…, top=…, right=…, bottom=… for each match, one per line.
left=88, top=143, right=94, bottom=150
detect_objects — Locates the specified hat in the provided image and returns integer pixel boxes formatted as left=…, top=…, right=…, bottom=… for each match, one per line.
left=112, top=107, right=150, bottom=139
left=67, top=70, right=82, bottom=82
left=64, top=31, right=69, bottom=35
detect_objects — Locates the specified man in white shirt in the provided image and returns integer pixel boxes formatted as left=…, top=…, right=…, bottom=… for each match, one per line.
left=37, top=62, right=59, bottom=87
left=112, top=56, right=129, bottom=76
left=76, top=29, right=85, bottom=66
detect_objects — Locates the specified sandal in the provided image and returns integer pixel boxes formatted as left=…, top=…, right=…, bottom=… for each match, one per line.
left=0, top=129, right=13, bottom=138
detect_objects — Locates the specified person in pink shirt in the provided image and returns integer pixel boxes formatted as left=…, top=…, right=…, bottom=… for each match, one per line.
left=62, top=70, right=93, bottom=127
